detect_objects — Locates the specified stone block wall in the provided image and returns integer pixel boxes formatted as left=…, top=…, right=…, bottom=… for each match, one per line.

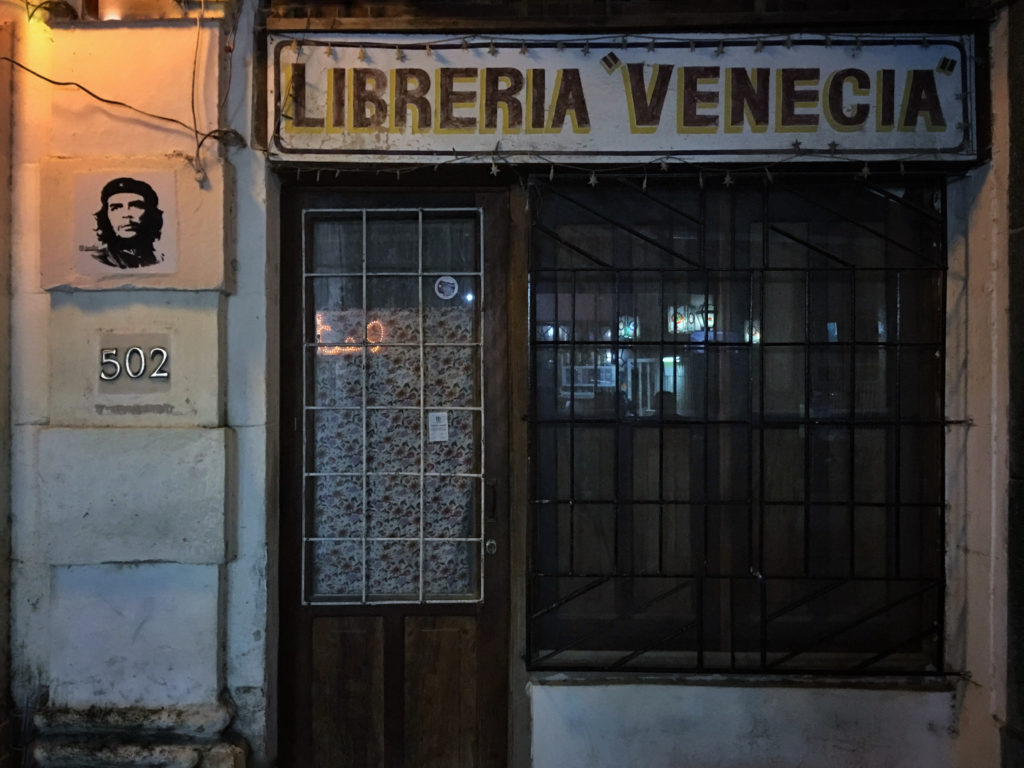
left=0, top=12, right=262, bottom=766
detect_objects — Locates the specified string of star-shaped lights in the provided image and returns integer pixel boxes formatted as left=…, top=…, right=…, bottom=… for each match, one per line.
left=267, top=29, right=954, bottom=69
left=279, top=142, right=946, bottom=204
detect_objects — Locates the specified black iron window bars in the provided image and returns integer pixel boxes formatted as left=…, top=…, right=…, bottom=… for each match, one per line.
left=527, top=175, right=946, bottom=674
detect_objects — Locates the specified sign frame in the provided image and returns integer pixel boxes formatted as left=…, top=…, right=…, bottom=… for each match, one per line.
left=268, top=32, right=977, bottom=165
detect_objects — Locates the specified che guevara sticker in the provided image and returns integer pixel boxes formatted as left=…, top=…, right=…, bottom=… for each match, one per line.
left=73, top=172, right=179, bottom=276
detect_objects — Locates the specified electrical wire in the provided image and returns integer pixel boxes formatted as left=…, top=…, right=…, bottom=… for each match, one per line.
left=190, top=0, right=204, bottom=177
left=25, top=0, right=76, bottom=20
left=0, top=54, right=246, bottom=152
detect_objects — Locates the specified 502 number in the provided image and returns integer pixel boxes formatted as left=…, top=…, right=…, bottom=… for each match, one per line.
left=99, top=347, right=170, bottom=381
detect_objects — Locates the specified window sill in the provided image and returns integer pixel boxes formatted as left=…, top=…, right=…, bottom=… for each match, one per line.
left=526, top=669, right=959, bottom=692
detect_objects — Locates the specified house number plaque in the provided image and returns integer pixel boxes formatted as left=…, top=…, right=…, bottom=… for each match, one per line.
left=99, top=346, right=170, bottom=381
left=97, top=333, right=172, bottom=394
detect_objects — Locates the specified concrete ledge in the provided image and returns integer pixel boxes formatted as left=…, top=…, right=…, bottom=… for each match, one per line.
left=35, top=701, right=233, bottom=740
left=33, top=741, right=201, bottom=768
left=32, top=739, right=245, bottom=768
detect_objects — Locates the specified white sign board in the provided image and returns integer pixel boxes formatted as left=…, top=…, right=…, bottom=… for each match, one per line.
left=268, top=33, right=975, bottom=164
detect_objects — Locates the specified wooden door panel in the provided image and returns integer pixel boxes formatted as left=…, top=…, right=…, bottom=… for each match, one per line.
left=312, top=617, right=385, bottom=768
left=404, top=616, right=479, bottom=768
left=281, top=189, right=510, bottom=768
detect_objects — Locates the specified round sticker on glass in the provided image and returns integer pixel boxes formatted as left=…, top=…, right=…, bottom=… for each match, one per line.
left=434, top=276, right=459, bottom=300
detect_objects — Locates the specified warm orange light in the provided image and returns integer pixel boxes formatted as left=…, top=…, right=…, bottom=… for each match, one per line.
left=366, top=320, right=385, bottom=353
left=315, top=313, right=386, bottom=356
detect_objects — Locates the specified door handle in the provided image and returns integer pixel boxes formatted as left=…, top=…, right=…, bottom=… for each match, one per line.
left=485, top=539, right=498, bottom=555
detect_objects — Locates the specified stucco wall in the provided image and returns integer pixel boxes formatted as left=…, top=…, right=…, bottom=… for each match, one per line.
left=0, top=20, right=13, bottom=768
left=2, top=6, right=270, bottom=764
left=531, top=684, right=955, bottom=768
left=0, top=1, right=1010, bottom=767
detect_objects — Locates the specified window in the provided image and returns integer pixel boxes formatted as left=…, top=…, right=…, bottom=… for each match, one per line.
left=303, top=207, right=485, bottom=604
left=527, top=176, right=946, bottom=673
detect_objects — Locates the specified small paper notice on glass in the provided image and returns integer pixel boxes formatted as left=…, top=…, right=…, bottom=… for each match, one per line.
left=428, top=411, right=449, bottom=442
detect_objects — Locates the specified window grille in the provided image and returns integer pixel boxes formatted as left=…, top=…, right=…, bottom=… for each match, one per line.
left=527, top=176, right=946, bottom=674
left=301, top=207, right=486, bottom=605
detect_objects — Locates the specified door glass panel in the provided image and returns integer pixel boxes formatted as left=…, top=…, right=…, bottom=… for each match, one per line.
left=310, top=276, right=364, bottom=344
left=423, top=275, right=479, bottom=342
left=303, top=208, right=484, bottom=604
left=423, top=213, right=476, bottom=272
left=311, top=217, right=362, bottom=273
left=424, top=346, right=480, bottom=407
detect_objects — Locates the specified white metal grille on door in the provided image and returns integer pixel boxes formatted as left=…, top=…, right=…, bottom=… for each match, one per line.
left=301, top=207, right=485, bottom=604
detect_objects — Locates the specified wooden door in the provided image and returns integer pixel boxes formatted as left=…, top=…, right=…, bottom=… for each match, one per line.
left=280, top=187, right=510, bottom=768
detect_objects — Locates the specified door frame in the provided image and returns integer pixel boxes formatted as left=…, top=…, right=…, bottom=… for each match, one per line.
left=277, top=180, right=515, bottom=767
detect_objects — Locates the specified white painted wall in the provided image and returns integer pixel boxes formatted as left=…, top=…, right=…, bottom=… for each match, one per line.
left=531, top=684, right=955, bottom=768
left=0, top=2, right=1009, bottom=768
left=223, top=0, right=277, bottom=760
left=48, top=563, right=221, bottom=709
left=0, top=4, right=274, bottom=763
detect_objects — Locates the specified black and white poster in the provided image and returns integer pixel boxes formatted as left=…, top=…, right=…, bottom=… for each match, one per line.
left=74, top=172, right=179, bottom=275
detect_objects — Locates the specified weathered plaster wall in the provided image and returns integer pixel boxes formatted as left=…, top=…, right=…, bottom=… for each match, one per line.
left=949, top=12, right=1010, bottom=767
left=222, top=0, right=277, bottom=760
left=2, top=7, right=271, bottom=765
left=531, top=684, right=955, bottom=768
left=0, top=20, right=13, bottom=768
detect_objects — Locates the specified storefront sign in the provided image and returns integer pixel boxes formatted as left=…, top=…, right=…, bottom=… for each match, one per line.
left=268, top=33, right=975, bottom=164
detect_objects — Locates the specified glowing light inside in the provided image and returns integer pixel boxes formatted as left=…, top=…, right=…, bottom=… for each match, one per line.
left=315, top=313, right=386, bottom=356
left=744, top=320, right=761, bottom=344
left=668, top=304, right=715, bottom=334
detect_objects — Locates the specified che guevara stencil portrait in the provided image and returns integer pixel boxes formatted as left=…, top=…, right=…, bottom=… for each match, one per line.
left=74, top=172, right=179, bottom=275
